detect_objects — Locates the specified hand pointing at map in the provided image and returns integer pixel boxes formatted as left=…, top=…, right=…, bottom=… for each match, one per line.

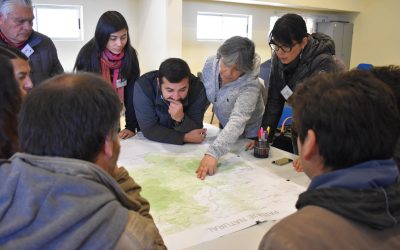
left=196, top=154, right=218, bottom=180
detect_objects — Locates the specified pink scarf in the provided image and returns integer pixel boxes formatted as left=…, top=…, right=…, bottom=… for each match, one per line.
left=0, top=30, right=26, bottom=49
left=100, top=49, right=125, bottom=102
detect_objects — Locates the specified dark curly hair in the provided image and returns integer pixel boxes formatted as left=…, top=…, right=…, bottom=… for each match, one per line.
left=19, top=73, right=121, bottom=162
left=293, top=70, right=400, bottom=170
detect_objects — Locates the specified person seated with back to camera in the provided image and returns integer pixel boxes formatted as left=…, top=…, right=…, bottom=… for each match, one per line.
left=259, top=70, right=400, bottom=249
left=0, top=72, right=166, bottom=249
left=293, top=65, right=400, bottom=172
left=133, top=57, right=209, bottom=145
left=0, top=56, right=160, bottom=248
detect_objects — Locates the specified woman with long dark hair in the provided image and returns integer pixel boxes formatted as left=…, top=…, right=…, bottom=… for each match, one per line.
left=0, top=55, right=22, bottom=159
left=74, top=11, right=140, bottom=139
left=0, top=45, right=33, bottom=97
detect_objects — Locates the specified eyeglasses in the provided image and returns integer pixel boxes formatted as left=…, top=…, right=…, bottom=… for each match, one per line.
left=269, top=42, right=298, bottom=53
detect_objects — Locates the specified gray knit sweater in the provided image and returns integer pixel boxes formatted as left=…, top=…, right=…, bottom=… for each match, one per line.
left=202, top=55, right=264, bottom=159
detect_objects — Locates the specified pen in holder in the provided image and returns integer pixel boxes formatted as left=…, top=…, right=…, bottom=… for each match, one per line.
left=254, top=140, right=270, bottom=158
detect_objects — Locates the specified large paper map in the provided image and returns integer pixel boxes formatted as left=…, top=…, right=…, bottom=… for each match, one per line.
left=118, top=133, right=305, bottom=249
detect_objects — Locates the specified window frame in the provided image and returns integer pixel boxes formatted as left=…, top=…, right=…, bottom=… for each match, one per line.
left=196, top=12, right=252, bottom=41
left=32, top=4, right=83, bottom=41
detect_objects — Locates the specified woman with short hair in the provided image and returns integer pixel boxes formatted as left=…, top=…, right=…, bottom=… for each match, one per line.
left=74, top=11, right=140, bottom=139
left=196, top=36, right=265, bottom=179
left=262, top=13, right=338, bottom=153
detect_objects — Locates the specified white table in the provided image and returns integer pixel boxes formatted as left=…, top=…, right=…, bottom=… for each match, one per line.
left=119, top=124, right=310, bottom=250
left=185, top=149, right=309, bottom=250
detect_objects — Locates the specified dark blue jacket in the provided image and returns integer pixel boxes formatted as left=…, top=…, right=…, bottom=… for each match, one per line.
left=297, top=159, right=400, bottom=230
left=134, top=71, right=208, bottom=145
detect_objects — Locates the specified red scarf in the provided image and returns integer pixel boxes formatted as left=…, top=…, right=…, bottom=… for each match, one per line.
left=0, top=30, right=26, bottom=49
left=100, top=49, right=125, bottom=102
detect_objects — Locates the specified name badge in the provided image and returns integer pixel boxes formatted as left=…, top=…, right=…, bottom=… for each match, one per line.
left=116, top=78, right=127, bottom=88
left=21, top=44, right=34, bottom=58
left=280, top=85, right=293, bottom=100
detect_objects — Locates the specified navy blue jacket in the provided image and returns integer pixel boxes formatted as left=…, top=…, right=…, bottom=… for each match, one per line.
left=297, top=159, right=400, bottom=230
left=133, top=71, right=208, bottom=145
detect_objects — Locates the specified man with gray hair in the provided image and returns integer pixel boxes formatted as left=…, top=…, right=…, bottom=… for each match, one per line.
left=0, top=73, right=166, bottom=249
left=0, top=0, right=63, bottom=86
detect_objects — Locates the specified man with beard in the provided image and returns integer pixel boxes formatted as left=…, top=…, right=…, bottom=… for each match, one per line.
left=134, top=58, right=208, bottom=144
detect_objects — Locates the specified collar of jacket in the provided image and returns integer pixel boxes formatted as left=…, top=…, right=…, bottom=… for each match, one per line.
left=26, top=31, right=42, bottom=47
left=9, top=152, right=142, bottom=209
left=215, top=57, right=259, bottom=90
left=308, top=159, right=399, bottom=190
left=296, top=178, right=400, bottom=229
left=0, top=30, right=40, bottom=49
left=282, top=54, right=301, bottom=74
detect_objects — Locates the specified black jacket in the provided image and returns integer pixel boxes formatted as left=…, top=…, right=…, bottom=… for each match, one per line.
left=262, top=33, right=337, bottom=140
left=395, top=138, right=400, bottom=169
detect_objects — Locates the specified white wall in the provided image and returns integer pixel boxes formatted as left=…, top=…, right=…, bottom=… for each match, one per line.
left=166, top=0, right=183, bottom=60
left=194, top=0, right=400, bottom=68
left=210, top=0, right=363, bottom=12
left=135, top=0, right=183, bottom=73
left=182, top=0, right=354, bottom=73
left=33, top=0, right=184, bottom=74
left=135, top=0, right=168, bottom=73
left=351, top=0, right=400, bottom=66
left=33, top=0, right=139, bottom=72
left=31, top=0, right=400, bottom=73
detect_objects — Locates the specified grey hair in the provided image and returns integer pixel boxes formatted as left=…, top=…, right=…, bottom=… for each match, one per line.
left=216, top=36, right=255, bottom=73
left=0, top=0, right=32, bottom=17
